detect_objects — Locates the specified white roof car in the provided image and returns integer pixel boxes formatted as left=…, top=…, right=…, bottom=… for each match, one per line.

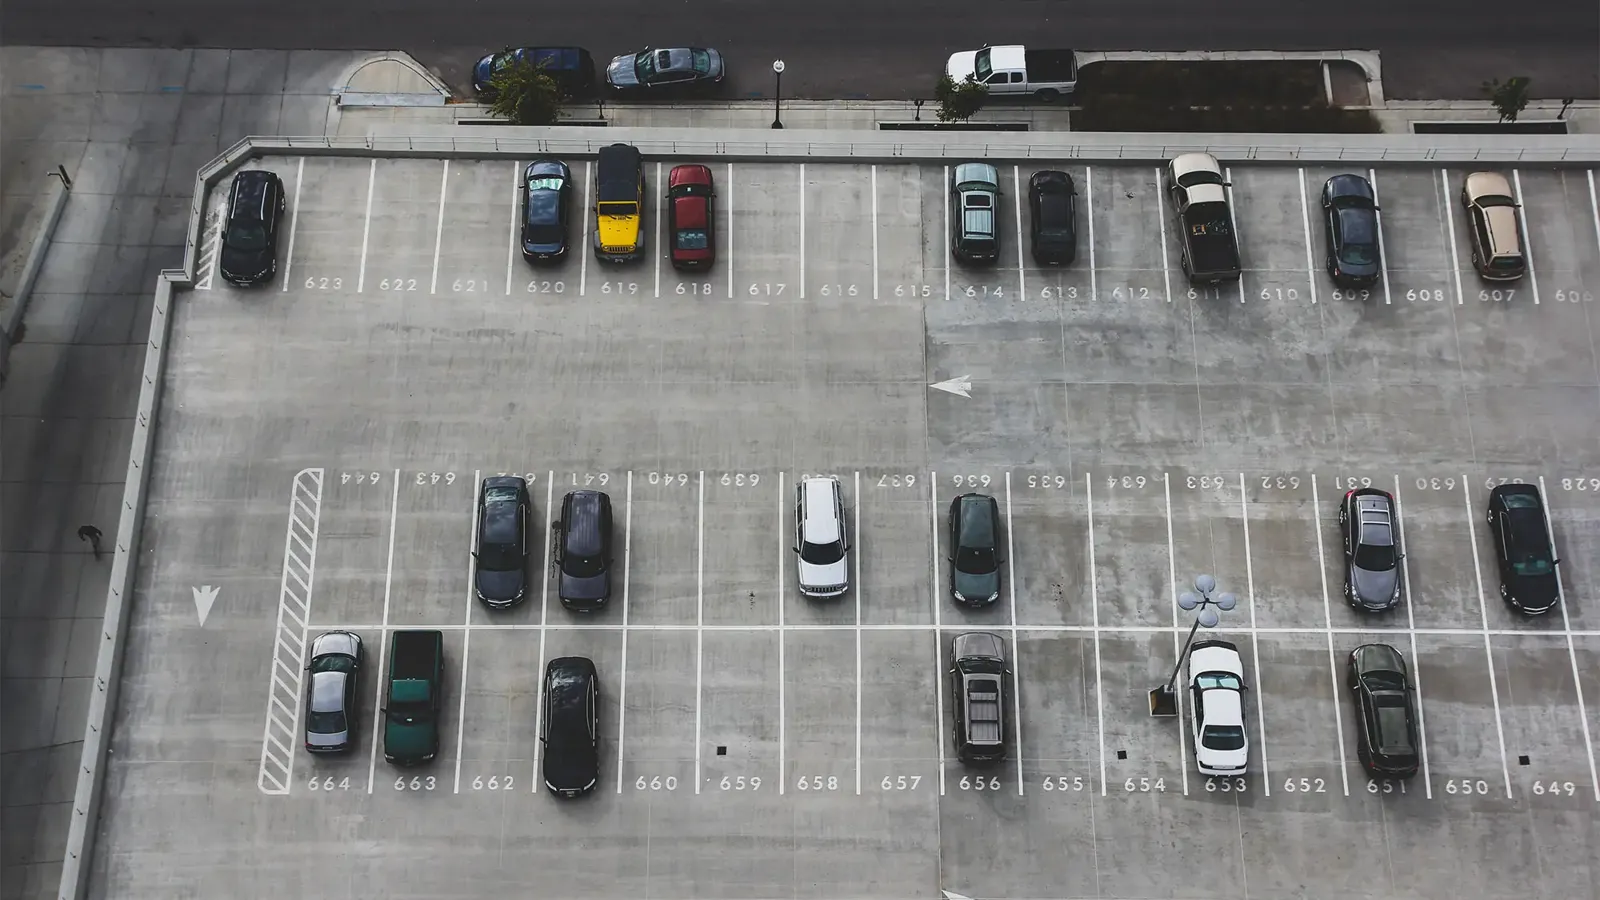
left=795, top=477, right=849, bottom=597
left=1167, top=152, right=1229, bottom=206
left=1187, top=639, right=1249, bottom=776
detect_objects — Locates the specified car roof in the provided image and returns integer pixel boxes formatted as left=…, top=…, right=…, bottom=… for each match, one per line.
left=482, top=486, right=520, bottom=543
left=672, top=194, right=709, bottom=229
left=1465, top=171, right=1513, bottom=200
left=563, top=490, right=608, bottom=556
left=1201, top=687, right=1243, bottom=725
left=669, top=164, right=713, bottom=188
left=956, top=494, right=996, bottom=544
left=597, top=144, right=643, bottom=200
left=982, top=45, right=1027, bottom=69
left=309, top=671, right=346, bottom=713
left=954, top=162, right=999, bottom=187
left=1171, top=153, right=1221, bottom=179
left=801, top=478, right=840, bottom=542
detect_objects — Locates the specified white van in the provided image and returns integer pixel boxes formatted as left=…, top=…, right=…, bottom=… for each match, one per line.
left=794, top=477, right=850, bottom=597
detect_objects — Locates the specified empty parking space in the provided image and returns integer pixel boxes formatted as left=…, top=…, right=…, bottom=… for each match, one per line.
left=280, top=157, right=370, bottom=292
left=1009, top=471, right=1090, bottom=627
left=433, top=159, right=514, bottom=296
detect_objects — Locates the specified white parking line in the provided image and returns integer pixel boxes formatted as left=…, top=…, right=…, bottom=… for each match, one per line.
left=943, top=166, right=951, bottom=304
left=1013, top=166, right=1026, bottom=303
left=1588, top=170, right=1600, bottom=262
left=430, top=161, right=449, bottom=295
left=1441, top=169, right=1465, bottom=305
left=1391, top=476, right=1433, bottom=799
left=1086, top=473, right=1107, bottom=796
left=1538, top=476, right=1600, bottom=801
left=695, top=470, right=705, bottom=793
left=1310, top=475, right=1350, bottom=795
left=798, top=165, right=806, bottom=299
left=654, top=162, right=663, bottom=299
left=616, top=471, right=633, bottom=793
left=931, top=471, right=946, bottom=795
left=453, top=467, right=480, bottom=794
left=280, top=158, right=304, bottom=293
left=1164, top=473, right=1188, bottom=794
left=777, top=472, right=786, bottom=795
left=580, top=161, right=592, bottom=297
left=504, top=161, right=519, bottom=296
left=1155, top=168, right=1173, bottom=304
left=1511, top=171, right=1541, bottom=304
left=1086, top=166, right=1098, bottom=303
left=870, top=166, right=879, bottom=301
left=530, top=471, right=554, bottom=793
left=1224, top=167, right=1245, bottom=304
left=258, top=467, right=324, bottom=795
left=1004, top=472, right=1024, bottom=795
left=356, top=159, right=376, bottom=293
left=1297, top=168, right=1319, bottom=305
left=1239, top=472, right=1270, bottom=796
left=1368, top=168, right=1393, bottom=306
left=854, top=470, right=863, bottom=795
left=1461, top=476, right=1513, bottom=798
left=726, top=163, right=735, bottom=299
left=364, top=469, right=399, bottom=794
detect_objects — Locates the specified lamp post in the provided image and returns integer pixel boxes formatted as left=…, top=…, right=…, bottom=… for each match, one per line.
left=771, top=59, right=785, bottom=129
left=1149, top=574, right=1237, bottom=717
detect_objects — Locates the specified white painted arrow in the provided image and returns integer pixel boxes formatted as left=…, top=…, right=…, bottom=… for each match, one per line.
left=192, top=585, right=220, bottom=627
left=941, top=891, right=975, bottom=900
left=930, top=375, right=973, bottom=398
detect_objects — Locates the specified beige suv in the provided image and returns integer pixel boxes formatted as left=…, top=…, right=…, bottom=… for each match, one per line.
left=1461, top=172, right=1526, bottom=281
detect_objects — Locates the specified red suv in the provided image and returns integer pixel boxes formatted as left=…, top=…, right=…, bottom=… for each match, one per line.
left=666, top=164, right=716, bottom=271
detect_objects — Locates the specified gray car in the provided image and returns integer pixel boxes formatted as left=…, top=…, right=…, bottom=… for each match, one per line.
left=605, top=47, right=725, bottom=92
left=1339, top=488, right=1403, bottom=611
left=304, top=631, right=362, bottom=752
left=950, top=162, right=1001, bottom=264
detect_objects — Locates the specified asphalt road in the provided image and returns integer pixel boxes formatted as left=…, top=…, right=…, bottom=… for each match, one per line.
left=3, top=0, right=1596, bottom=102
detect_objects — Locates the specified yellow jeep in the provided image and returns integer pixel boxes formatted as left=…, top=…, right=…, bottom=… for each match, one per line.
left=594, top=143, right=644, bottom=262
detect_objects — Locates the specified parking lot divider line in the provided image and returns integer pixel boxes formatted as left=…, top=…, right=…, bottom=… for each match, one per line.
left=356, top=159, right=375, bottom=293
left=430, top=161, right=449, bottom=294
left=1310, top=475, right=1350, bottom=795
left=1238, top=473, right=1270, bottom=796
left=454, top=468, right=480, bottom=795
left=1440, top=169, right=1465, bottom=305
left=931, top=470, right=946, bottom=795
left=258, top=468, right=324, bottom=796
left=871, top=166, right=879, bottom=301
left=617, top=471, right=633, bottom=794
left=1155, top=168, right=1173, bottom=303
left=307, top=619, right=1600, bottom=637
left=943, top=167, right=950, bottom=305
left=1164, top=473, right=1189, bottom=793
left=1511, top=171, right=1541, bottom=304
left=1368, top=168, right=1394, bottom=306
left=1224, top=168, right=1245, bottom=304
left=778, top=472, right=786, bottom=795
left=1391, top=476, right=1433, bottom=798
left=654, top=162, right=663, bottom=299
left=726, top=163, right=734, bottom=299
left=580, top=161, right=592, bottom=297
left=1004, top=472, right=1024, bottom=795
left=365, top=469, right=400, bottom=794
left=531, top=470, right=554, bottom=793
left=695, top=471, right=705, bottom=794
left=1588, top=171, right=1600, bottom=268
left=281, top=158, right=304, bottom=293
left=1297, top=169, right=1319, bottom=306
left=799, top=165, right=806, bottom=299
left=1087, top=474, right=1107, bottom=796
left=1460, top=475, right=1513, bottom=798
left=1086, top=166, right=1098, bottom=303
left=504, top=161, right=519, bottom=296
left=1013, top=167, right=1026, bottom=303
left=1539, top=476, right=1600, bottom=801
left=855, top=471, right=863, bottom=795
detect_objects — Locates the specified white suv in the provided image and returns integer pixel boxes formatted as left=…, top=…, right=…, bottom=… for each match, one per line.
left=794, top=477, right=849, bottom=597
left=1187, top=639, right=1249, bottom=777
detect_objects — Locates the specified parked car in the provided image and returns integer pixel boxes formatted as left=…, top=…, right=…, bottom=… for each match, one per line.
left=1187, top=639, right=1248, bottom=777
left=1486, top=483, right=1560, bottom=614
left=554, top=490, right=614, bottom=611
left=304, top=631, right=362, bottom=753
left=1461, top=172, right=1526, bottom=281
left=1164, top=153, right=1240, bottom=284
left=1027, top=170, right=1077, bottom=266
left=219, top=169, right=286, bottom=287
left=666, top=164, right=716, bottom=271
left=949, top=632, right=1010, bottom=764
left=1347, top=643, right=1420, bottom=779
left=521, top=159, right=573, bottom=262
left=1321, top=174, right=1381, bottom=288
left=542, top=656, right=600, bottom=797
left=474, top=476, right=531, bottom=608
left=382, top=630, right=444, bottom=766
left=948, top=493, right=1002, bottom=607
left=594, top=143, right=645, bottom=262
left=1338, top=488, right=1403, bottom=611
left=944, top=45, right=1078, bottom=101
left=950, top=163, right=1001, bottom=264
left=794, top=476, right=849, bottom=598
left=472, top=46, right=596, bottom=100
left=605, top=47, right=724, bottom=92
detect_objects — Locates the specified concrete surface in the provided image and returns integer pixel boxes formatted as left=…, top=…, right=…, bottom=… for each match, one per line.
left=90, top=154, right=1600, bottom=900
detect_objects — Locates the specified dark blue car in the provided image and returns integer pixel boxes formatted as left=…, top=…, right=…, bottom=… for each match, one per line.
left=522, top=160, right=573, bottom=263
left=473, top=47, right=596, bottom=99
left=1321, top=174, right=1382, bottom=289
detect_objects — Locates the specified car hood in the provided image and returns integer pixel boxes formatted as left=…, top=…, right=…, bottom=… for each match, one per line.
left=798, top=558, right=848, bottom=590
left=1351, top=565, right=1399, bottom=608
left=472, top=54, right=496, bottom=88
left=544, top=739, right=599, bottom=793
left=220, top=245, right=270, bottom=280
left=560, top=569, right=609, bottom=605
left=306, top=728, right=349, bottom=748
left=1507, top=571, right=1559, bottom=611
left=953, top=568, right=1000, bottom=604
left=476, top=567, right=525, bottom=603
left=606, top=55, right=639, bottom=87
left=946, top=50, right=978, bottom=82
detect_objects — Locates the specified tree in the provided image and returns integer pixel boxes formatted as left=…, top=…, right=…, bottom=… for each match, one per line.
left=1482, top=76, right=1532, bottom=123
left=935, top=73, right=988, bottom=123
left=488, top=58, right=563, bottom=126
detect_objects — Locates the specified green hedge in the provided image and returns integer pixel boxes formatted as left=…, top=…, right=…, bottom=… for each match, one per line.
left=1072, top=61, right=1381, bottom=134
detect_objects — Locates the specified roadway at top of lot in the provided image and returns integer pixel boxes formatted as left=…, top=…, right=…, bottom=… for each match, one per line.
left=1, top=0, right=1596, bottom=101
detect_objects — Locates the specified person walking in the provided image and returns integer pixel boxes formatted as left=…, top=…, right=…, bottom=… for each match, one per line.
left=77, top=524, right=103, bottom=560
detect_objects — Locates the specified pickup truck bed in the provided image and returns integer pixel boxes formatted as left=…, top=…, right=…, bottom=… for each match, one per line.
left=390, top=631, right=442, bottom=683
left=1180, top=202, right=1241, bottom=283
left=1024, top=49, right=1077, bottom=83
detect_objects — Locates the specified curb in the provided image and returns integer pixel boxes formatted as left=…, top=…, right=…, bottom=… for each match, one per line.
left=0, top=172, right=71, bottom=388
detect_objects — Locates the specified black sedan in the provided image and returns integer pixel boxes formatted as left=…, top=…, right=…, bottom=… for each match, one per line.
left=219, top=169, right=286, bottom=287
left=605, top=47, right=725, bottom=93
left=949, top=493, right=1003, bottom=607
left=1347, top=643, right=1420, bottom=778
left=1322, top=174, right=1381, bottom=288
left=1486, top=483, right=1560, bottom=614
left=474, top=476, right=531, bottom=608
left=522, top=160, right=573, bottom=262
left=1027, top=170, right=1077, bottom=266
left=542, top=656, right=600, bottom=797
left=1338, top=488, right=1403, bottom=611
left=304, top=631, right=362, bottom=753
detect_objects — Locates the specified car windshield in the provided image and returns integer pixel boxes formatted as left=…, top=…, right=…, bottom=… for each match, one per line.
left=974, top=48, right=993, bottom=81
left=800, top=540, right=844, bottom=565
left=565, top=553, right=605, bottom=579
left=1179, top=170, right=1224, bottom=188
left=1339, top=242, right=1377, bottom=266
left=1201, top=725, right=1246, bottom=751
left=226, top=221, right=268, bottom=252
left=675, top=228, right=709, bottom=250
left=312, top=654, right=356, bottom=674
left=528, top=176, right=563, bottom=193
left=635, top=52, right=656, bottom=78
left=1353, top=540, right=1396, bottom=571
left=1195, top=672, right=1241, bottom=690
left=306, top=709, right=346, bottom=734
left=691, top=50, right=712, bottom=74
left=478, top=541, right=520, bottom=572
left=1477, top=193, right=1516, bottom=208
left=1363, top=670, right=1406, bottom=691
left=1512, top=555, right=1553, bottom=577
left=960, top=657, right=1005, bottom=674
left=955, top=546, right=996, bottom=574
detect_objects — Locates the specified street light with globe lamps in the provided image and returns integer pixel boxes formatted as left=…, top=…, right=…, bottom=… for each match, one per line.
left=1149, top=574, right=1237, bottom=717
left=771, top=59, right=786, bottom=129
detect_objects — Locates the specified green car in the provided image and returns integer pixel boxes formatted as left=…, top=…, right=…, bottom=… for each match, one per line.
left=382, top=630, right=444, bottom=765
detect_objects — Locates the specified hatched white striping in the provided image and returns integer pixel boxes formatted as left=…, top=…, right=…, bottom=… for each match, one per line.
left=257, top=468, right=324, bottom=795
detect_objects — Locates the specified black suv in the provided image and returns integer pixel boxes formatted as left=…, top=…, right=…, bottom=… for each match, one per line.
left=1486, top=483, right=1560, bottom=615
left=219, top=169, right=286, bottom=287
left=949, top=632, right=1009, bottom=764
left=1338, top=488, right=1403, bottom=611
left=949, top=493, right=1003, bottom=607
left=1027, top=170, right=1077, bottom=265
left=1347, top=643, right=1420, bottom=778
left=554, top=490, right=614, bottom=611
left=542, top=656, right=600, bottom=797
left=473, top=476, right=531, bottom=608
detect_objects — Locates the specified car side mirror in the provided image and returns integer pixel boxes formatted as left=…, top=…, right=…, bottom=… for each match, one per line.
left=1553, top=558, right=1561, bottom=565
left=379, top=706, right=388, bottom=714
left=469, top=550, right=479, bottom=559
left=1222, top=181, right=1233, bottom=187
left=791, top=546, right=800, bottom=554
